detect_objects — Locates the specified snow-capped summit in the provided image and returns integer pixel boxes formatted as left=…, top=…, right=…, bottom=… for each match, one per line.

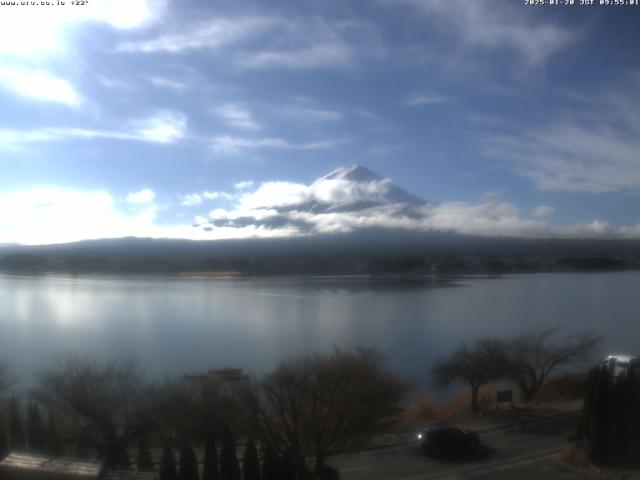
left=313, top=164, right=427, bottom=209
left=316, top=165, right=384, bottom=183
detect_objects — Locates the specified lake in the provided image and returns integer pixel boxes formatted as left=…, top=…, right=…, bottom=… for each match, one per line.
left=1, top=272, right=639, bottom=391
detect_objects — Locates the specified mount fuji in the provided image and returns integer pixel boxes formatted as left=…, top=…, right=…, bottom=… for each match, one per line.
left=204, top=165, right=431, bottom=233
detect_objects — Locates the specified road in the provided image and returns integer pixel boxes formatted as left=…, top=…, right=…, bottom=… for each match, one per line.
left=328, top=412, right=588, bottom=480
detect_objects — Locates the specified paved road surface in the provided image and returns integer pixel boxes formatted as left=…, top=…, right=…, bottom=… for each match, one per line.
left=328, top=411, right=588, bottom=480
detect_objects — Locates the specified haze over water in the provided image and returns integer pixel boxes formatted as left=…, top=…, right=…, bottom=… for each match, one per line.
left=2, top=272, right=639, bottom=390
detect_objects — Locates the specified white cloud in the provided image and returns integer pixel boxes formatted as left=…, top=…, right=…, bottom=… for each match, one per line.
left=0, top=0, right=165, bottom=55
left=388, top=0, right=571, bottom=68
left=119, top=16, right=380, bottom=71
left=0, top=67, right=82, bottom=106
left=132, top=111, right=187, bottom=144
left=203, top=191, right=235, bottom=201
left=277, top=101, right=343, bottom=122
left=144, top=76, right=186, bottom=90
left=118, top=17, right=275, bottom=53
left=237, top=42, right=355, bottom=70
left=532, top=206, right=555, bottom=218
left=96, top=75, right=131, bottom=90
left=405, top=94, right=448, bottom=107
left=234, top=181, right=255, bottom=190
left=485, top=123, right=640, bottom=193
left=0, top=188, right=158, bottom=245
left=0, top=111, right=187, bottom=148
left=180, top=193, right=202, bottom=206
left=214, top=104, right=261, bottom=130
left=190, top=172, right=640, bottom=240
left=210, top=135, right=343, bottom=156
left=126, top=189, right=155, bottom=205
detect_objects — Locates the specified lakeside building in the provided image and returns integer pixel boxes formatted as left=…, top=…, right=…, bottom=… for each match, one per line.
left=184, top=367, right=251, bottom=398
left=0, top=452, right=103, bottom=480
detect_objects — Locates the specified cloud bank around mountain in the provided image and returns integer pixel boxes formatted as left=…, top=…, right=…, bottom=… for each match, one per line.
left=2, top=166, right=640, bottom=246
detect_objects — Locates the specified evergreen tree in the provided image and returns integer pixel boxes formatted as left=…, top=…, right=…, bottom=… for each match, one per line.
left=27, top=402, right=47, bottom=453
left=47, top=413, right=64, bottom=456
left=137, top=435, right=155, bottom=471
left=277, top=449, right=295, bottom=480
left=159, top=446, right=178, bottom=480
left=590, top=366, right=612, bottom=465
left=578, top=367, right=599, bottom=439
left=118, top=447, right=132, bottom=470
left=75, top=441, right=89, bottom=459
left=260, top=444, right=278, bottom=480
left=220, top=425, right=240, bottom=480
left=202, top=432, right=219, bottom=480
left=0, top=419, right=8, bottom=460
left=179, top=441, right=199, bottom=480
left=9, top=397, right=25, bottom=450
left=242, top=438, right=260, bottom=480
left=629, top=366, right=640, bottom=466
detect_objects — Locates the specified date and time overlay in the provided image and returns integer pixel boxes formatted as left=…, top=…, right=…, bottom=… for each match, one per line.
left=0, top=0, right=639, bottom=7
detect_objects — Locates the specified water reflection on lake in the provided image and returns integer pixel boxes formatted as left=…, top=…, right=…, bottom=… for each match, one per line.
left=1, top=272, right=639, bottom=390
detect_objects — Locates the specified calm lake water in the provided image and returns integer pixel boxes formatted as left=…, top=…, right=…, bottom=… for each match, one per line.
left=2, top=272, right=639, bottom=390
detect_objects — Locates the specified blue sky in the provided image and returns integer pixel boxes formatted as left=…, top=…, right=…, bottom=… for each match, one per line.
left=1, top=0, right=640, bottom=244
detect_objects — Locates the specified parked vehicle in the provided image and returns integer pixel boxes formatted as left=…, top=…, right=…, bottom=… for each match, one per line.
left=417, top=426, right=480, bottom=457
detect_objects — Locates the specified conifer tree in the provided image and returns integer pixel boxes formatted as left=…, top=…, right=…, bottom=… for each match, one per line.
left=277, top=449, right=295, bottom=480
left=137, top=435, right=155, bottom=471
left=220, top=425, right=240, bottom=480
left=75, top=441, right=89, bottom=459
left=27, top=402, right=47, bottom=453
left=160, top=446, right=178, bottom=480
left=179, top=441, right=200, bottom=480
left=260, top=444, right=278, bottom=480
left=118, top=447, right=132, bottom=470
left=9, top=397, right=25, bottom=450
left=202, top=432, right=219, bottom=480
left=590, top=365, right=612, bottom=465
left=242, top=438, right=260, bottom=480
left=628, top=365, right=640, bottom=466
left=47, top=413, right=64, bottom=456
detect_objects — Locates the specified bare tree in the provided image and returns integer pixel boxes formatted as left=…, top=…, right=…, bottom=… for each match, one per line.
left=32, top=353, right=160, bottom=468
left=505, top=327, right=602, bottom=401
left=243, top=347, right=406, bottom=478
left=433, top=339, right=509, bottom=413
left=150, top=378, right=241, bottom=443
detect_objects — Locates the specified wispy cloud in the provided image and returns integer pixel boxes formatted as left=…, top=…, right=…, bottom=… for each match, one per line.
left=117, top=17, right=275, bottom=53
left=0, top=111, right=187, bottom=148
left=210, top=135, right=344, bottom=155
left=485, top=124, right=640, bottom=193
left=144, top=76, right=186, bottom=90
left=405, top=94, right=449, bottom=107
left=387, top=0, right=572, bottom=68
left=119, top=16, right=381, bottom=71
left=532, top=206, right=555, bottom=218
left=234, top=181, right=255, bottom=190
left=276, top=99, right=343, bottom=122
left=0, top=67, right=82, bottom=106
left=214, top=104, right=261, bottom=130
left=237, top=43, right=355, bottom=70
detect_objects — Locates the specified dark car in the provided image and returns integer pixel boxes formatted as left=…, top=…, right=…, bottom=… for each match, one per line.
left=417, top=426, right=480, bottom=457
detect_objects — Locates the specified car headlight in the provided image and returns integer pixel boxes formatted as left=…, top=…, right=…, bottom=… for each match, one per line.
left=417, top=433, right=422, bottom=439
